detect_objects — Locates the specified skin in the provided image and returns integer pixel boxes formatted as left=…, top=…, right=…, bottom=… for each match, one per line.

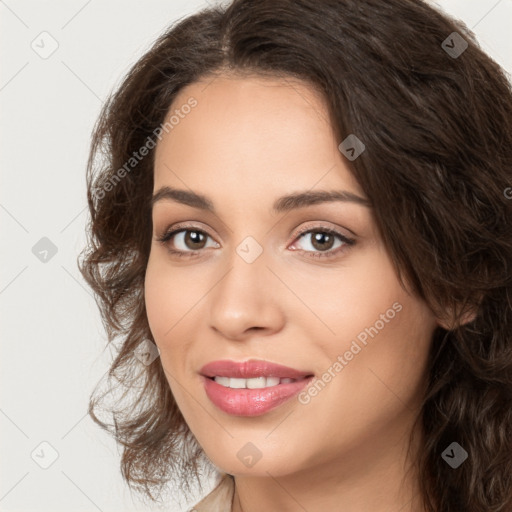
left=144, top=73, right=445, bottom=512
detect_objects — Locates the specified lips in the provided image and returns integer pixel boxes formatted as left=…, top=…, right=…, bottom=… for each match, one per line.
left=199, top=359, right=314, bottom=416
left=200, top=359, right=313, bottom=380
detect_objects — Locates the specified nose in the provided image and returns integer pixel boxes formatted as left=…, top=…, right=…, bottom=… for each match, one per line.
left=208, top=248, right=286, bottom=341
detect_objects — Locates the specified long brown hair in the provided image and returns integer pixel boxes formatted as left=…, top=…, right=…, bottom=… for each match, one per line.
left=78, top=0, right=512, bottom=510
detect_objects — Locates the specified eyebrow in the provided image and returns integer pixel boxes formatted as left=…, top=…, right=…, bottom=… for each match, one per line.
left=151, top=186, right=372, bottom=213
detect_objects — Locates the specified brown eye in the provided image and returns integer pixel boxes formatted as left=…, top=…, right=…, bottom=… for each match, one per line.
left=290, top=227, right=356, bottom=260
left=157, top=227, right=219, bottom=255
left=309, top=231, right=336, bottom=251
left=182, top=230, right=207, bottom=250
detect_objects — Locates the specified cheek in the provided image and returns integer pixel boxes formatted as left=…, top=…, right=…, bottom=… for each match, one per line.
left=144, top=258, right=171, bottom=341
left=290, top=243, right=407, bottom=349
left=144, top=255, right=195, bottom=353
left=144, top=257, right=198, bottom=405
left=305, top=243, right=435, bottom=391
left=144, top=253, right=217, bottom=384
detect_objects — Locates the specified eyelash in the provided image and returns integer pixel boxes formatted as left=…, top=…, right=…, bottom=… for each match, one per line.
left=156, top=223, right=356, bottom=260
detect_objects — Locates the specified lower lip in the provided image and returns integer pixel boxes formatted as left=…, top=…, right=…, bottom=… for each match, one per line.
left=201, top=375, right=313, bottom=416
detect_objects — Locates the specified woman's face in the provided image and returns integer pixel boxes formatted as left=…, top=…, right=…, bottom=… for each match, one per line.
left=145, top=74, right=441, bottom=477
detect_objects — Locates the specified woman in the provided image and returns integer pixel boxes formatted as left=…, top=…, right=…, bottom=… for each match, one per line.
left=78, top=0, right=512, bottom=511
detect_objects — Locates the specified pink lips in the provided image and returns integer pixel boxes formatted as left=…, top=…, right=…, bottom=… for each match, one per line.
left=200, top=359, right=314, bottom=417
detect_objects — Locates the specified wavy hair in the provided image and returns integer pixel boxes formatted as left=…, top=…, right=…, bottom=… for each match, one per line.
left=78, top=0, right=512, bottom=510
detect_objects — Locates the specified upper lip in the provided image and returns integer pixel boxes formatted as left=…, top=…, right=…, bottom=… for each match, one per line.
left=200, top=359, right=314, bottom=379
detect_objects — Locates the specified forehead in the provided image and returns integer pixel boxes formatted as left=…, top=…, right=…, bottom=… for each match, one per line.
left=153, top=74, right=364, bottom=200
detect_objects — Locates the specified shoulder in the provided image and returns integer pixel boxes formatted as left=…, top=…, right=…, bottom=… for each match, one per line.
left=190, top=473, right=235, bottom=512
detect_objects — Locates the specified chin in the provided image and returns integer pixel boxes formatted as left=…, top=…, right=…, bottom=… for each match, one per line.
left=201, top=438, right=309, bottom=478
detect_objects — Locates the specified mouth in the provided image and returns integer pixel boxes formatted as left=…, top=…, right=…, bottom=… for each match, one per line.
left=199, top=359, right=315, bottom=416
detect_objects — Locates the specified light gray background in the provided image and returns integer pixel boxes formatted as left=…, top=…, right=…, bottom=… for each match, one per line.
left=1, top=1, right=511, bottom=511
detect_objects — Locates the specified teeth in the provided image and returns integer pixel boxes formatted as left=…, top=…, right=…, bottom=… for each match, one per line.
left=213, top=376, right=299, bottom=389
left=215, top=376, right=231, bottom=387
left=265, top=377, right=280, bottom=387
left=247, top=377, right=267, bottom=389
left=229, top=378, right=246, bottom=389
